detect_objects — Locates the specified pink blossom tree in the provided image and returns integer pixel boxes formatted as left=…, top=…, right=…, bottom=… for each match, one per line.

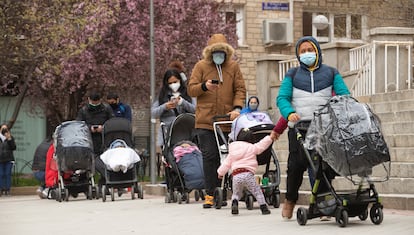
left=1, top=0, right=237, bottom=129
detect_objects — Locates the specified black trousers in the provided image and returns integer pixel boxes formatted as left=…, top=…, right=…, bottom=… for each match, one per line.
left=286, top=127, right=332, bottom=203
left=194, top=129, right=223, bottom=196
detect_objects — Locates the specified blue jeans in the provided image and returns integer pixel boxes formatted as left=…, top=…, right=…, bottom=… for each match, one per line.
left=0, top=161, right=13, bottom=190
left=33, top=171, right=46, bottom=187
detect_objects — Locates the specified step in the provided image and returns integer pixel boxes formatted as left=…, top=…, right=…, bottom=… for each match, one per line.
left=381, top=121, right=414, bottom=135
left=369, top=99, right=414, bottom=113
left=368, top=89, right=414, bottom=103
left=384, top=134, right=414, bottom=147
left=375, top=110, right=414, bottom=122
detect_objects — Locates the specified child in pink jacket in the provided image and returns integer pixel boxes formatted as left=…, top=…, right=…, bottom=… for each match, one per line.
left=217, top=129, right=279, bottom=215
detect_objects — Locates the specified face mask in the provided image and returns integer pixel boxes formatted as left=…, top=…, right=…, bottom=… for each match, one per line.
left=110, top=103, right=118, bottom=109
left=88, top=103, right=101, bottom=111
left=212, top=51, right=226, bottom=65
left=249, top=103, right=258, bottom=111
left=299, top=52, right=316, bottom=66
left=169, top=82, right=180, bottom=92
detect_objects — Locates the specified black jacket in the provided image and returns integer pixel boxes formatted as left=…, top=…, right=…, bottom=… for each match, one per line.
left=76, top=103, right=114, bottom=155
left=0, top=136, right=16, bottom=163
left=32, top=138, right=52, bottom=171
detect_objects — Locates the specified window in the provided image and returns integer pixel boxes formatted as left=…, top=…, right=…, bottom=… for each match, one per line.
left=221, top=4, right=245, bottom=46
left=303, top=12, right=363, bottom=42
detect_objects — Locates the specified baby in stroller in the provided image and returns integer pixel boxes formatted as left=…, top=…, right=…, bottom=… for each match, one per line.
left=217, top=127, right=279, bottom=215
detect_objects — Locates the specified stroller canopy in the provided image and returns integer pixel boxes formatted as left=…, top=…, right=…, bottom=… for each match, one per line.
left=229, top=111, right=274, bottom=141
left=103, top=117, right=133, bottom=148
left=54, top=120, right=93, bottom=150
left=305, top=95, right=390, bottom=177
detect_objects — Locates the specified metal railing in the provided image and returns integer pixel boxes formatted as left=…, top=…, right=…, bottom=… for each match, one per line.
left=350, top=40, right=413, bottom=96
left=278, top=58, right=298, bottom=81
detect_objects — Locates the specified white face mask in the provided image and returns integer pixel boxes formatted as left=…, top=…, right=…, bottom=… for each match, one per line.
left=169, top=82, right=180, bottom=92
left=212, top=51, right=226, bottom=65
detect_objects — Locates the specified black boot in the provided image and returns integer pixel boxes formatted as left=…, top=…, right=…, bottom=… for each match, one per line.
left=231, top=199, right=239, bottom=214
left=260, top=204, right=271, bottom=215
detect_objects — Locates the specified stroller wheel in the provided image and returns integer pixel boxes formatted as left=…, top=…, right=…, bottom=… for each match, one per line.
left=245, top=195, right=254, bottom=210
left=272, top=193, right=280, bottom=208
left=296, top=207, right=308, bottom=226
left=165, top=192, right=172, bottom=203
left=176, top=192, right=182, bottom=204
left=101, top=185, right=107, bottom=202
left=194, top=190, right=200, bottom=201
left=64, top=188, right=69, bottom=202
left=358, top=208, right=368, bottom=221
left=184, top=192, right=190, bottom=204
left=110, top=187, right=115, bottom=201
left=370, top=204, right=383, bottom=225
left=335, top=208, right=349, bottom=227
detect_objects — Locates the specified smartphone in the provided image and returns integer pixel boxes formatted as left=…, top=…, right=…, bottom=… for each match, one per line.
left=170, top=97, right=177, bottom=102
left=211, top=79, right=219, bottom=84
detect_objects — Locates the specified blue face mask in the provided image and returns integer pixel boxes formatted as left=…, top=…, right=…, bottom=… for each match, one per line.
left=299, top=52, right=316, bottom=66
left=212, top=51, right=226, bottom=65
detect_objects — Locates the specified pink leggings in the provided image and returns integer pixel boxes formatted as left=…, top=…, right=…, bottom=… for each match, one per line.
left=231, top=172, right=266, bottom=205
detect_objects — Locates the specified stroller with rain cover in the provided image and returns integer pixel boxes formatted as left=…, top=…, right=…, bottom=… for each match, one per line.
left=100, top=117, right=143, bottom=202
left=293, top=95, right=390, bottom=227
left=53, top=120, right=96, bottom=202
left=213, top=112, right=281, bottom=209
left=162, top=113, right=205, bottom=204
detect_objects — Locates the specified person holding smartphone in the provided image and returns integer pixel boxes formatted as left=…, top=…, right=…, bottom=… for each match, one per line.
left=76, top=90, right=114, bottom=193
left=151, top=69, right=195, bottom=149
left=187, top=33, right=246, bottom=209
left=0, top=124, right=16, bottom=196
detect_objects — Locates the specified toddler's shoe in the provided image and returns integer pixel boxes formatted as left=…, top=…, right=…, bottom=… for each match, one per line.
left=260, top=204, right=271, bottom=215
left=231, top=199, right=239, bottom=214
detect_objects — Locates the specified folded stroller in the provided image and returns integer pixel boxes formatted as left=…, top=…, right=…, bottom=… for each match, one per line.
left=53, top=121, right=96, bottom=202
left=294, top=95, right=390, bottom=227
left=100, top=117, right=143, bottom=202
left=213, top=111, right=281, bottom=209
left=162, top=113, right=205, bottom=204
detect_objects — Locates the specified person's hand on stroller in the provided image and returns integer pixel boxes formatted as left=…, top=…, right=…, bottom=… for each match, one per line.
left=270, top=130, right=280, bottom=141
left=228, top=109, right=241, bottom=120
left=287, top=112, right=300, bottom=122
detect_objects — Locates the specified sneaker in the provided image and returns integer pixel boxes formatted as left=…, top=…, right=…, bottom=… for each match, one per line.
left=42, top=188, right=50, bottom=199
left=231, top=199, right=239, bottom=214
left=36, top=187, right=44, bottom=199
left=282, top=199, right=295, bottom=219
left=260, top=204, right=271, bottom=215
left=203, top=195, right=214, bottom=208
left=4, top=190, right=10, bottom=196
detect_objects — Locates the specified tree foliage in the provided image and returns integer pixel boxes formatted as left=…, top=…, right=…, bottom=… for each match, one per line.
left=0, top=0, right=236, bottom=130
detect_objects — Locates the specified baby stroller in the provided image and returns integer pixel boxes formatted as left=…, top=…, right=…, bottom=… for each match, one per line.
left=53, top=121, right=96, bottom=202
left=294, top=95, right=391, bottom=227
left=162, top=113, right=205, bottom=204
left=100, top=117, right=143, bottom=202
left=213, top=112, right=281, bottom=209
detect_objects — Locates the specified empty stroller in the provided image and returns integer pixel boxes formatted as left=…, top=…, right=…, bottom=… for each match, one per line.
left=162, top=113, right=205, bottom=204
left=294, top=95, right=391, bottom=227
left=213, top=112, right=281, bottom=209
left=53, top=120, right=96, bottom=202
left=100, top=117, right=143, bottom=202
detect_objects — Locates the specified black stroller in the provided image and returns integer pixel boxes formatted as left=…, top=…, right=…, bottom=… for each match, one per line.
left=53, top=121, right=96, bottom=202
left=100, top=117, right=143, bottom=202
left=162, top=113, right=205, bottom=204
left=293, top=96, right=391, bottom=227
left=213, top=112, right=281, bottom=209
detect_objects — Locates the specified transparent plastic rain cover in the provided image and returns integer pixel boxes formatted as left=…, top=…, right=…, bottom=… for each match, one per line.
left=304, top=96, right=390, bottom=178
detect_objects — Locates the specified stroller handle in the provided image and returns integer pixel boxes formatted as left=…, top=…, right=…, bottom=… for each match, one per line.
left=212, top=114, right=231, bottom=122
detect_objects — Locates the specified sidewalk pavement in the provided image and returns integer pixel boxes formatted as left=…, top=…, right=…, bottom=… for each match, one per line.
left=1, top=190, right=414, bottom=235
